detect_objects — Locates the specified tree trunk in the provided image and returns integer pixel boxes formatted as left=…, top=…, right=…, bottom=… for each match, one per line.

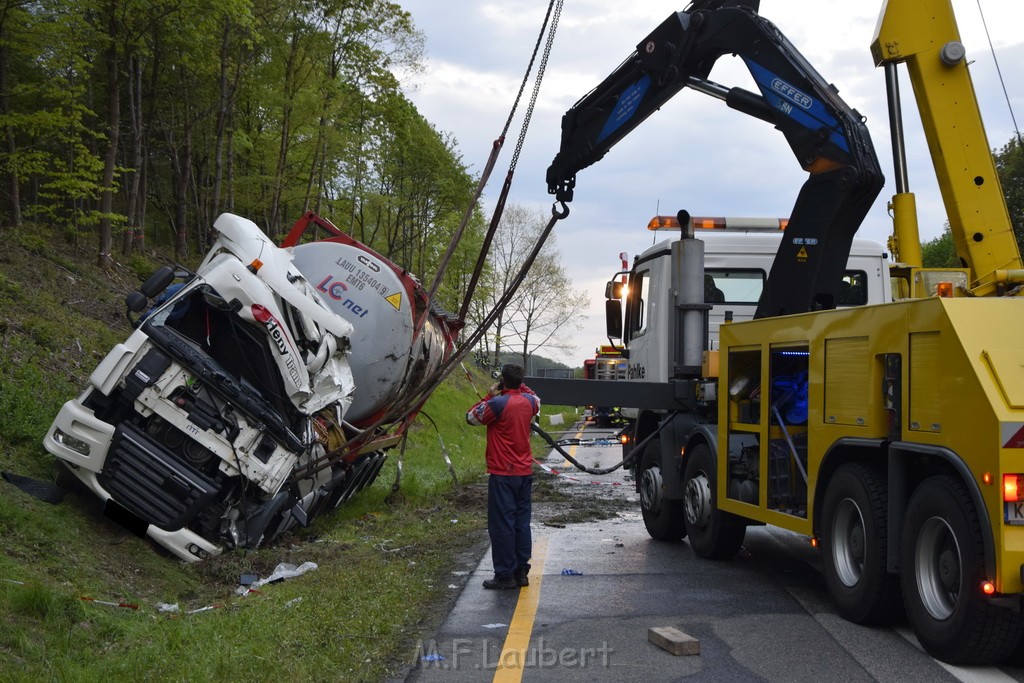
left=123, top=52, right=144, bottom=254
left=270, top=26, right=301, bottom=236
left=0, top=42, right=20, bottom=228
left=211, top=17, right=232, bottom=228
left=97, top=2, right=119, bottom=270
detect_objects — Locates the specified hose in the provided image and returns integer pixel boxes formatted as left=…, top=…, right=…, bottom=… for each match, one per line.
left=529, top=414, right=676, bottom=475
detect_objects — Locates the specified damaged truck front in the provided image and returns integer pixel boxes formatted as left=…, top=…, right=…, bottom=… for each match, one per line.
left=44, top=213, right=446, bottom=562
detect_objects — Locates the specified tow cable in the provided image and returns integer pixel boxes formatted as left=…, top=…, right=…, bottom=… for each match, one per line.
left=529, top=415, right=676, bottom=475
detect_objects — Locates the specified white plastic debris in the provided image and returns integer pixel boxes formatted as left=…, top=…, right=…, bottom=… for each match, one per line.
left=250, top=561, right=319, bottom=588
left=156, top=602, right=180, bottom=613
left=482, top=623, right=507, bottom=629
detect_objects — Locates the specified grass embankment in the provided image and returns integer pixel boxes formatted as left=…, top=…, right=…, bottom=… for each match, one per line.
left=0, top=226, right=569, bottom=680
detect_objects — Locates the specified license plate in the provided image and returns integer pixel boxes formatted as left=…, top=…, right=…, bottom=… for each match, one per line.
left=1005, top=501, right=1024, bottom=525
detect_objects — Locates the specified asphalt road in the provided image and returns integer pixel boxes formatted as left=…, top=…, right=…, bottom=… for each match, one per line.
left=403, top=421, right=1024, bottom=682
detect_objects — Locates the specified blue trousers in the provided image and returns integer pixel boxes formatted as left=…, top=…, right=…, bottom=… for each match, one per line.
left=488, top=474, right=532, bottom=579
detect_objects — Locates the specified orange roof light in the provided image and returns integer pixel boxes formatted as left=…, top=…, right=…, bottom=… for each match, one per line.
left=646, top=215, right=789, bottom=231
left=982, top=581, right=996, bottom=595
left=936, top=281, right=953, bottom=297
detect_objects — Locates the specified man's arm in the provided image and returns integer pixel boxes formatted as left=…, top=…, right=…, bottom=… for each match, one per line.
left=520, top=385, right=541, bottom=417
left=467, top=396, right=496, bottom=426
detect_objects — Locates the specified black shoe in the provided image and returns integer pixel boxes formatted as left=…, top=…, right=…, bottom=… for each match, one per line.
left=514, top=563, right=531, bottom=587
left=483, top=576, right=518, bottom=590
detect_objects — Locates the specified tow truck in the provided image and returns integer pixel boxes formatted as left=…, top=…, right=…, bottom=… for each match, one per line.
left=530, top=0, right=1024, bottom=664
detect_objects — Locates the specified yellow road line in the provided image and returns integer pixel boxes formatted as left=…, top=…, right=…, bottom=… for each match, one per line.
left=492, top=535, right=549, bottom=682
left=562, top=423, right=586, bottom=468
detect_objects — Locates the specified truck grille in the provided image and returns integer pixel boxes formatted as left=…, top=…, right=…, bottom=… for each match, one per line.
left=98, top=423, right=222, bottom=531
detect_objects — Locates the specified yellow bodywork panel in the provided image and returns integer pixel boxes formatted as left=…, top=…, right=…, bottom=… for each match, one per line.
left=719, top=297, right=1024, bottom=593
left=909, top=331, right=942, bottom=432
left=983, top=349, right=1024, bottom=410
left=824, top=337, right=869, bottom=426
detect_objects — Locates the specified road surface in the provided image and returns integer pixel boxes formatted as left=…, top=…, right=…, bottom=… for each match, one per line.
left=403, top=420, right=1024, bottom=682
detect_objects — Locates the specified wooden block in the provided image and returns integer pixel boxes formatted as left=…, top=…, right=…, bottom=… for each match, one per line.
left=648, top=626, right=700, bottom=656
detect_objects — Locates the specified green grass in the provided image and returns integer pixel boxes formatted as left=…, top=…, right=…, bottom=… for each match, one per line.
left=0, top=230, right=573, bottom=680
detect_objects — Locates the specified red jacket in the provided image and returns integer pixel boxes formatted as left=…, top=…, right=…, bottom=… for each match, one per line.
left=467, top=385, right=541, bottom=476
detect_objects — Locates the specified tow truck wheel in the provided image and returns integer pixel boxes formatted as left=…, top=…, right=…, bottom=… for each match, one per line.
left=683, top=443, right=745, bottom=559
left=820, top=463, right=901, bottom=624
left=639, top=438, right=685, bottom=541
left=901, top=475, right=1024, bottom=664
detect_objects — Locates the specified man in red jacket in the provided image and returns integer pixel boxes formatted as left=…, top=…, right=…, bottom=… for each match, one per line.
left=467, top=363, right=541, bottom=589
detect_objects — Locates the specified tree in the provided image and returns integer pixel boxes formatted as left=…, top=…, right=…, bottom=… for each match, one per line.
left=2, top=0, right=483, bottom=291
left=919, top=136, right=1024, bottom=269
left=994, top=135, right=1024, bottom=252
left=920, top=224, right=959, bottom=268
left=505, top=237, right=589, bottom=371
left=472, top=204, right=589, bottom=370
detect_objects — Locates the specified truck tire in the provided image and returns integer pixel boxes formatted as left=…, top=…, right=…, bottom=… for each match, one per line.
left=639, top=438, right=685, bottom=541
left=683, top=443, right=745, bottom=559
left=901, top=475, right=1024, bottom=664
left=821, top=463, right=901, bottom=624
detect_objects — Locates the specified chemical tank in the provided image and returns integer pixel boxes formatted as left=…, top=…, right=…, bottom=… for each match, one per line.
left=290, top=234, right=456, bottom=426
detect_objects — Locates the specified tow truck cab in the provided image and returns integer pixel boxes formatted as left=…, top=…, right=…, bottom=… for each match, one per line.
left=618, top=218, right=892, bottom=390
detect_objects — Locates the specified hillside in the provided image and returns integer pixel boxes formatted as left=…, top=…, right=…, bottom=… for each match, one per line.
left=0, top=227, right=501, bottom=679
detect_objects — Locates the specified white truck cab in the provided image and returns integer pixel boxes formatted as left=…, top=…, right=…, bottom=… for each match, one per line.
left=620, top=218, right=892, bottom=388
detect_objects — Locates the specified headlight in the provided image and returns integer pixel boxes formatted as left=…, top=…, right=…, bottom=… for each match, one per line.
left=52, top=429, right=91, bottom=456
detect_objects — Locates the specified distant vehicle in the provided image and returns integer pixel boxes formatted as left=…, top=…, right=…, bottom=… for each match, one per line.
left=583, top=345, right=628, bottom=427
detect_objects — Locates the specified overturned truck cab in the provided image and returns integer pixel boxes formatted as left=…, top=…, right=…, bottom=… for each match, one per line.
left=44, top=212, right=453, bottom=562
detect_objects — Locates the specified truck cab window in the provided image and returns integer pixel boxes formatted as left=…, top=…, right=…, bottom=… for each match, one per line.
left=706, top=269, right=870, bottom=307
left=706, top=269, right=764, bottom=304
left=836, top=271, right=868, bottom=306
left=626, top=270, right=648, bottom=340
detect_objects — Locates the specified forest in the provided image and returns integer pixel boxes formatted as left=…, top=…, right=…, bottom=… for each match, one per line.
left=0, top=0, right=488, bottom=320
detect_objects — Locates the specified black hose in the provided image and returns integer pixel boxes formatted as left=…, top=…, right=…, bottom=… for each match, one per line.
left=530, top=415, right=676, bottom=475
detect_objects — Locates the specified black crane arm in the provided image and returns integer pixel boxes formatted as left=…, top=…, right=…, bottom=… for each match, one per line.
left=546, top=1, right=884, bottom=318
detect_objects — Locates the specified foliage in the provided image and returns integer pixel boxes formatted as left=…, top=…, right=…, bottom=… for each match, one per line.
left=995, top=135, right=1024, bottom=250
left=918, top=138, right=1024, bottom=269
left=468, top=204, right=589, bottom=369
left=0, top=0, right=482, bottom=301
left=920, top=224, right=959, bottom=268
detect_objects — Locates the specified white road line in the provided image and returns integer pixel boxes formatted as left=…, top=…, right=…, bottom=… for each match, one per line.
left=893, top=627, right=1017, bottom=683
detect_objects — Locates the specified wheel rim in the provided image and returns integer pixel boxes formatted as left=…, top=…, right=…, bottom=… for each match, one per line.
left=831, top=498, right=866, bottom=587
left=914, top=515, right=961, bottom=620
left=684, top=471, right=712, bottom=528
left=640, top=465, right=663, bottom=514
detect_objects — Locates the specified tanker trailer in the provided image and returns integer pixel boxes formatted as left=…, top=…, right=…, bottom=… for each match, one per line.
left=44, top=212, right=457, bottom=561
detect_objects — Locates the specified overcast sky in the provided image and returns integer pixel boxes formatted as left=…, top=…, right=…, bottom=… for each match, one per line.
left=396, top=0, right=1024, bottom=366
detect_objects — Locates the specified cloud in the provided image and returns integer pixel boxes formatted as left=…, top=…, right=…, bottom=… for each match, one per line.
left=399, top=0, right=1024, bottom=366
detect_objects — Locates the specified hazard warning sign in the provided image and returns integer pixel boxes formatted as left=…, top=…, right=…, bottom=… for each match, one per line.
left=1002, top=423, right=1024, bottom=448
left=385, top=292, right=403, bottom=310
left=796, top=246, right=808, bottom=261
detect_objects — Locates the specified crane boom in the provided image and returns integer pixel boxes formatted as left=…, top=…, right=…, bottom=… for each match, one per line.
left=546, top=0, right=884, bottom=318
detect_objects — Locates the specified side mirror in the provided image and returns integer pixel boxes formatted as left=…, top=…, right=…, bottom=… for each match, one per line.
left=605, top=299, right=623, bottom=339
left=140, top=266, right=175, bottom=298
left=604, top=281, right=624, bottom=300
left=126, top=291, right=148, bottom=313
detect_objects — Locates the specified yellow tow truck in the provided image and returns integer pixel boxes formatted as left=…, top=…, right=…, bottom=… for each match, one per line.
left=532, top=0, right=1024, bottom=664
